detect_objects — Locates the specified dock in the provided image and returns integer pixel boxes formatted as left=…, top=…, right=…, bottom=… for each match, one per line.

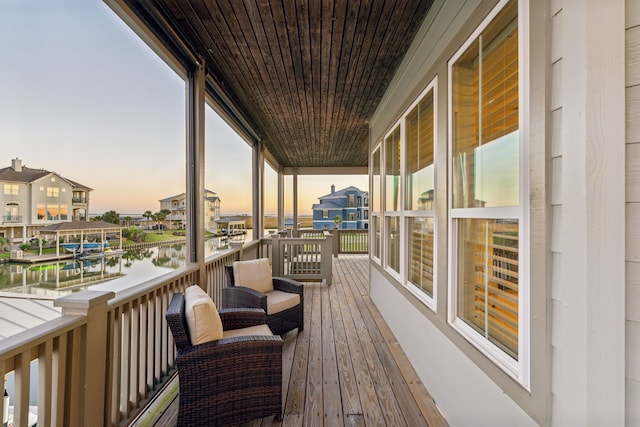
left=9, top=252, right=75, bottom=264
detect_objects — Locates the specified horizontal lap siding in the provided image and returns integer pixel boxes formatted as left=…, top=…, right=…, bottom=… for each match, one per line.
left=627, top=0, right=640, bottom=424
left=549, top=0, right=567, bottom=421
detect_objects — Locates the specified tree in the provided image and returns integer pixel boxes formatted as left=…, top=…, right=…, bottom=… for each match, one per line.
left=123, top=216, right=132, bottom=227
left=102, top=210, right=120, bottom=225
left=159, top=209, right=171, bottom=230
left=0, top=236, right=9, bottom=252
left=143, top=210, right=153, bottom=230
left=334, top=215, right=343, bottom=229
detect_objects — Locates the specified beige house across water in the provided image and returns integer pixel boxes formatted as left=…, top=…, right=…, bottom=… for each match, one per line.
left=0, top=158, right=92, bottom=244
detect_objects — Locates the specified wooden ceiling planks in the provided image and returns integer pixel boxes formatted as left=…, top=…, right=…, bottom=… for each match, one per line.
left=136, top=0, right=433, bottom=168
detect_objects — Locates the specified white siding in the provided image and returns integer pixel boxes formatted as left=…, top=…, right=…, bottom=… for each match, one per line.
left=627, top=0, right=640, bottom=424
left=552, top=0, right=626, bottom=425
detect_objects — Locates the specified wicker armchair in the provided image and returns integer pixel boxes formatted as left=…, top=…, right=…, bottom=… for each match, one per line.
left=166, top=292, right=283, bottom=426
left=223, top=263, right=304, bottom=335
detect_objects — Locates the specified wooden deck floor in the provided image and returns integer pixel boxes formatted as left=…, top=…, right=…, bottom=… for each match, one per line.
left=152, top=255, right=447, bottom=426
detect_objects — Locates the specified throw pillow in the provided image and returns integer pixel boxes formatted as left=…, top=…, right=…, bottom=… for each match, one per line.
left=184, top=285, right=223, bottom=345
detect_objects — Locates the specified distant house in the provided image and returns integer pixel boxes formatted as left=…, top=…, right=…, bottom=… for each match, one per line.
left=312, top=185, right=368, bottom=230
left=159, top=189, right=220, bottom=230
left=0, top=158, right=92, bottom=243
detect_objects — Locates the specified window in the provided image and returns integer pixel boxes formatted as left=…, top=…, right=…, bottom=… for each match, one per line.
left=348, top=212, right=355, bottom=221
left=384, top=126, right=401, bottom=275
left=348, top=194, right=355, bottom=208
left=371, top=146, right=382, bottom=262
left=322, top=209, right=329, bottom=219
left=47, top=187, right=59, bottom=197
left=4, top=203, right=19, bottom=221
left=405, top=82, right=436, bottom=303
left=448, top=0, right=527, bottom=383
left=47, top=204, right=59, bottom=220
left=37, top=203, right=45, bottom=220
left=3, top=184, right=18, bottom=195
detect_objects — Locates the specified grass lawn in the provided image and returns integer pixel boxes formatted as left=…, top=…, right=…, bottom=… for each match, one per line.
left=143, top=231, right=186, bottom=243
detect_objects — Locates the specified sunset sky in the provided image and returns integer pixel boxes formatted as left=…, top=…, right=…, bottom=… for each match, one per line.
left=0, top=0, right=367, bottom=215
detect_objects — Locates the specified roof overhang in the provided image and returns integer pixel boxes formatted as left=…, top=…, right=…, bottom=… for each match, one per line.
left=104, top=0, right=433, bottom=170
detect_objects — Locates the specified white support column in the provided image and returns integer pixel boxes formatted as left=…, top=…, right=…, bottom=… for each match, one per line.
left=277, top=168, right=284, bottom=231
left=253, top=140, right=264, bottom=241
left=186, top=63, right=206, bottom=286
left=558, top=1, right=625, bottom=425
left=293, top=169, right=298, bottom=233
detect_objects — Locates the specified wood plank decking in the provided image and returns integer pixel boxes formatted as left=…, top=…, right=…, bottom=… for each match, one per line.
left=152, top=255, right=447, bottom=426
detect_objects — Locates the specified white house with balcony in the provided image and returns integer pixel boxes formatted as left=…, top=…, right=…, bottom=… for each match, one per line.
left=159, top=189, right=220, bottom=230
left=0, top=158, right=92, bottom=243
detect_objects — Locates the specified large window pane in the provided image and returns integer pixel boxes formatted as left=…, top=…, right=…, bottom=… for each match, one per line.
left=405, top=91, right=434, bottom=210
left=452, top=0, right=518, bottom=208
left=372, top=147, right=381, bottom=214
left=372, top=215, right=381, bottom=259
left=385, top=127, right=401, bottom=212
left=457, top=218, right=519, bottom=359
left=408, top=217, right=434, bottom=297
left=386, top=216, right=400, bottom=273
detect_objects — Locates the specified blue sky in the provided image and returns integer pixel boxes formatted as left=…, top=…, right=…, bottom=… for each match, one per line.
left=0, top=0, right=367, bottom=215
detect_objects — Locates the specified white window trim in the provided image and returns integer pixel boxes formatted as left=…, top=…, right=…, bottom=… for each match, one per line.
left=446, top=0, right=530, bottom=388
left=370, top=143, right=383, bottom=265
left=383, top=123, right=403, bottom=280
left=401, top=77, right=438, bottom=311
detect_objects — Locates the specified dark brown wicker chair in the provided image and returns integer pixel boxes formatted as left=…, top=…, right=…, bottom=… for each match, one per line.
left=166, top=292, right=283, bottom=426
left=222, top=265, right=304, bottom=335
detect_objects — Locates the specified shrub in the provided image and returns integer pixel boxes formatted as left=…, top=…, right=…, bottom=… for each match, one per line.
left=123, top=226, right=147, bottom=243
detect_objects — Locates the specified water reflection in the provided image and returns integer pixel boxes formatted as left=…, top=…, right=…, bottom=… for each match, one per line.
left=0, top=237, right=231, bottom=296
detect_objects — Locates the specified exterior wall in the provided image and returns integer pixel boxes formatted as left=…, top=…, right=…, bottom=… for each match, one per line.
left=32, top=174, right=74, bottom=223
left=368, top=0, right=626, bottom=424
left=626, top=1, right=640, bottom=424
left=551, top=1, right=626, bottom=425
left=369, top=0, right=543, bottom=424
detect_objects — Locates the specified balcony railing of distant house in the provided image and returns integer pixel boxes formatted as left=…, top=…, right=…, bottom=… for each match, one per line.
left=1, top=215, right=22, bottom=224
left=72, top=196, right=86, bottom=204
left=0, top=245, right=254, bottom=427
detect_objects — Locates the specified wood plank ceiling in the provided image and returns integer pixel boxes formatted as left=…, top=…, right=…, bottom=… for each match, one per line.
left=123, top=0, right=434, bottom=168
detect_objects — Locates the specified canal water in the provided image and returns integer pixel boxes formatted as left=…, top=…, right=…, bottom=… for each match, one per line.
left=0, top=237, right=232, bottom=296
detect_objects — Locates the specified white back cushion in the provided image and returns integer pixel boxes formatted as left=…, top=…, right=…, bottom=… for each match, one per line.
left=232, top=258, right=274, bottom=294
left=184, top=285, right=223, bottom=345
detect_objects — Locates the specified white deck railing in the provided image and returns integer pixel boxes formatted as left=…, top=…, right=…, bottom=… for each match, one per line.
left=0, top=245, right=245, bottom=426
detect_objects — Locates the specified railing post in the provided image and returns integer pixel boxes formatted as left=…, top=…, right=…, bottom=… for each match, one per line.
left=322, top=231, right=333, bottom=285
left=55, top=290, right=115, bottom=427
left=332, top=228, right=340, bottom=257
left=271, top=234, right=282, bottom=277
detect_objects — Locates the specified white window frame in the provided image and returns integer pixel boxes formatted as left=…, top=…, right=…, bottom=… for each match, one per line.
left=370, top=144, right=383, bottom=265
left=446, top=0, right=530, bottom=387
left=402, top=78, right=438, bottom=311
left=383, top=124, right=403, bottom=281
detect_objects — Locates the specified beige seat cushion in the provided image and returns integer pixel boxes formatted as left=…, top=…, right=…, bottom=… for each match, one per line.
left=184, top=285, right=223, bottom=345
left=222, top=324, right=273, bottom=338
left=232, top=258, right=274, bottom=294
left=266, top=290, right=301, bottom=315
